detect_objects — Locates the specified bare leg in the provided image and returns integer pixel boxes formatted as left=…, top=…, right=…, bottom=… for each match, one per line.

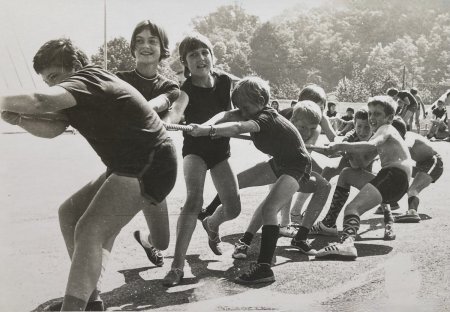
left=58, top=173, right=110, bottom=301
left=171, top=155, right=207, bottom=270
left=63, top=174, right=160, bottom=311
left=206, top=160, right=240, bottom=231
left=141, top=199, right=170, bottom=250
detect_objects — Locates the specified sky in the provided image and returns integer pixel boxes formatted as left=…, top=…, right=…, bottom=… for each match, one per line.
left=0, top=0, right=316, bottom=90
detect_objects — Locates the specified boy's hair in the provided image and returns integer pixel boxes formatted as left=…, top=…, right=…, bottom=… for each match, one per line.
left=298, top=84, right=327, bottom=110
left=386, top=87, right=399, bottom=97
left=130, top=20, right=170, bottom=60
left=291, top=100, right=322, bottom=126
left=392, top=116, right=407, bottom=139
left=231, top=76, right=270, bottom=107
left=346, top=107, right=355, bottom=113
left=368, top=95, right=398, bottom=117
left=354, top=108, right=368, bottom=121
left=327, top=101, right=337, bottom=110
left=33, top=39, right=89, bottom=74
left=410, top=87, right=418, bottom=95
left=179, top=33, right=214, bottom=78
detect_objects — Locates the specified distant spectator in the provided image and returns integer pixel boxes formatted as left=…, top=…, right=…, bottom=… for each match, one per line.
left=271, top=100, right=280, bottom=112
left=341, top=107, right=354, bottom=121
left=387, top=87, right=399, bottom=99
left=397, top=90, right=419, bottom=131
left=326, top=101, right=338, bottom=118
left=410, top=88, right=426, bottom=133
left=337, top=107, right=355, bottom=136
left=427, top=100, right=448, bottom=140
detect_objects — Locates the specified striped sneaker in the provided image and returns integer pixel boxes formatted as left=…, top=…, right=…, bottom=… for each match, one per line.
left=315, top=237, right=357, bottom=260
left=309, top=221, right=338, bottom=236
left=232, top=239, right=249, bottom=259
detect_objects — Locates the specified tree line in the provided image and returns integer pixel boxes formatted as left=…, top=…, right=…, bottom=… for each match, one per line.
left=92, top=0, right=450, bottom=103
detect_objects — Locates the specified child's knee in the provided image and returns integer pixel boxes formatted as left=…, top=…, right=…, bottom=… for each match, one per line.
left=152, top=237, right=170, bottom=250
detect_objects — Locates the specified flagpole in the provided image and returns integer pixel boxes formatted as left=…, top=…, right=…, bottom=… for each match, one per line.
left=104, top=0, right=107, bottom=70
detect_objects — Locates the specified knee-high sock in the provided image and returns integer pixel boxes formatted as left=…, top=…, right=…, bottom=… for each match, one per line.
left=293, top=226, right=309, bottom=242
left=257, top=225, right=279, bottom=265
left=342, top=214, right=360, bottom=241
left=322, top=186, right=350, bottom=227
left=384, top=205, right=394, bottom=224
left=241, top=232, right=254, bottom=246
left=408, top=196, right=420, bottom=211
left=205, top=194, right=221, bottom=215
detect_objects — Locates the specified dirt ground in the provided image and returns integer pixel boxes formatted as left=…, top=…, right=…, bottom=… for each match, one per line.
left=1, top=128, right=450, bottom=312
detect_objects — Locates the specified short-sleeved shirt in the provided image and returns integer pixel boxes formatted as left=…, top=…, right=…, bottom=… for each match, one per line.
left=342, top=115, right=353, bottom=121
left=398, top=91, right=418, bottom=114
left=326, top=111, right=337, bottom=118
left=59, top=65, right=168, bottom=173
left=250, top=107, right=311, bottom=181
left=181, top=71, right=232, bottom=158
left=432, top=107, right=447, bottom=122
left=279, top=107, right=293, bottom=120
left=115, top=70, right=179, bottom=118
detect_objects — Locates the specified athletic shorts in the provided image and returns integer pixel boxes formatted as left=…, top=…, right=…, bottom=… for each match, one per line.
left=369, top=167, right=409, bottom=205
left=269, top=158, right=312, bottom=186
left=182, top=140, right=230, bottom=169
left=413, top=154, right=443, bottom=183
left=107, top=138, right=177, bottom=203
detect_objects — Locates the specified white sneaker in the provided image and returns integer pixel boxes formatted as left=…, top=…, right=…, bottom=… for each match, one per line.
left=316, top=237, right=357, bottom=260
left=278, top=225, right=298, bottom=238
left=309, top=221, right=338, bottom=236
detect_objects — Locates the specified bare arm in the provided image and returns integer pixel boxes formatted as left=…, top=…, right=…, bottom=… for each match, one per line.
left=1, top=111, right=69, bottom=138
left=148, top=94, right=170, bottom=113
left=0, top=86, right=76, bottom=114
left=190, top=120, right=259, bottom=137
left=202, top=108, right=246, bottom=125
left=320, top=115, right=337, bottom=142
left=162, top=91, right=188, bottom=124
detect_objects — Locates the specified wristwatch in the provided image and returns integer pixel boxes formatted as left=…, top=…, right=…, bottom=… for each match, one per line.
left=209, top=125, right=217, bottom=137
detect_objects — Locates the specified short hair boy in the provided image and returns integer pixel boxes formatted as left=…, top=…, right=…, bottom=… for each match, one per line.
left=315, top=96, right=412, bottom=260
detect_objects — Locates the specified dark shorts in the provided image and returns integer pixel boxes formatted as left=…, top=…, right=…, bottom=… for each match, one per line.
left=107, top=138, right=177, bottom=203
left=269, top=158, right=312, bottom=186
left=369, top=167, right=409, bottom=204
left=413, top=154, right=443, bottom=183
left=182, top=141, right=230, bottom=169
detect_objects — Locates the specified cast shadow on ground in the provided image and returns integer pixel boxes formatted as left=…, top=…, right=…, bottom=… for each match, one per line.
left=32, top=237, right=284, bottom=312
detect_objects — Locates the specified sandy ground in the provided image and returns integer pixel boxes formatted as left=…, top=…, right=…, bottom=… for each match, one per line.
left=1, top=128, right=450, bottom=312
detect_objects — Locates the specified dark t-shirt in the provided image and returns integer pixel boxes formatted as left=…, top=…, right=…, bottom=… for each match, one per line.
left=59, top=66, right=168, bottom=172
left=115, top=70, right=179, bottom=118
left=181, top=71, right=232, bottom=154
left=432, top=107, right=447, bottom=121
left=326, top=110, right=337, bottom=118
left=251, top=107, right=310, bottom=167
left=398, top=90, right=418, bottom=113
left=279, top=107, right=293, bottom=120
left=342, top=115, right=353, bottom=121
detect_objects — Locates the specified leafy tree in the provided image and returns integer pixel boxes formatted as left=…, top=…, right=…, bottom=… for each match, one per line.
left=91, top=37, right=134, bottom=73
left=191, top=4, right=260, bottom=77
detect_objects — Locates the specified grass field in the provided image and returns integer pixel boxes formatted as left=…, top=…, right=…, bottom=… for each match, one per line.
left=1, top=123, right=450, bottom=312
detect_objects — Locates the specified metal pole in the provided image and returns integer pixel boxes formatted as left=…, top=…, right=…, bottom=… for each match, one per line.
left=104, top=0, right=107, bottom=70
left=402, top=65, right=406, bottom=89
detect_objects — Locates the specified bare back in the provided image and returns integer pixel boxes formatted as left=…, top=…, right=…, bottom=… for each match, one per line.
left=405, top=132, right=437, bottom=163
